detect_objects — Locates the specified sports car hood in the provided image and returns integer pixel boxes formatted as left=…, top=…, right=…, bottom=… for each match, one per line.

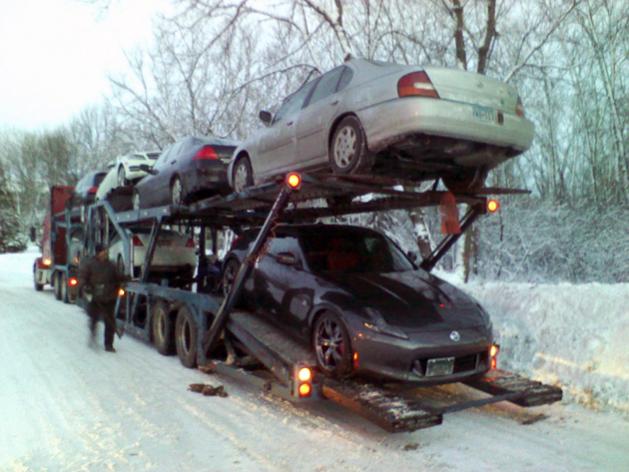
left=321, top=270, right=489, bottom=332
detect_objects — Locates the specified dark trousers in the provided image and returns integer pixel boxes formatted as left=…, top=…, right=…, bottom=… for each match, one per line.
left=87, top=300, right=116, bottom=348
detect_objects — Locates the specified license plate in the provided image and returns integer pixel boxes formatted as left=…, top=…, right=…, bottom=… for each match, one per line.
left=472, top=104, right=496, bottom=123
left=426, top=357, right=455, bottom=377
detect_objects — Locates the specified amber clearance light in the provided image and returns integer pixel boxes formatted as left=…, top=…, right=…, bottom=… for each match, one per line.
left=298, top=383, right=312, bottom=397
left=118, top=288, right=126, bottom=297
left=297, top=367, right=312, bottom=382
left=285, top=172, right=302, bottom=190
left=42, top=258, right=52, bottom=267
left=487, top=199, right=500, bottom=213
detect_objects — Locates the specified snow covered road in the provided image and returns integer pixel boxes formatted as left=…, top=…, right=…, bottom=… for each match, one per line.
left=1, top=250, right=628, bottom=471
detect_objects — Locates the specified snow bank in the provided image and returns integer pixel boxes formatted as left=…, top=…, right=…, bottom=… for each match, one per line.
left=442, top=275, right=629, bottom=415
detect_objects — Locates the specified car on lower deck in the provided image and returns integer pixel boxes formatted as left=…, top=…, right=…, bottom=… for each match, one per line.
left=108, top=227, right=196, bottom=282
left=223, top=224, right=494, bottom=384
left=133, top=136, right=237, bottom=209
left=228, top=58, right=534, bottom=193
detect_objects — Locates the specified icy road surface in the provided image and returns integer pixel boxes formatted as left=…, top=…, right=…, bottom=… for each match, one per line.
left=1, top=250, right=628, bottom=471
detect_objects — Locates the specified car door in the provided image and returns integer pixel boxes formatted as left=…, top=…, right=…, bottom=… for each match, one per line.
left=256, top=79, right=318, bottom=177
left=253, top=234, right=310, bottom=332
left=295, top=66, right=348, bottom=166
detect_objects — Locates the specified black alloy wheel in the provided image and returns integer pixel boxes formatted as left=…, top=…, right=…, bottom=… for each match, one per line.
left=61, top=272, right=69, bottom=304
left=33, top=266, right=43, bottom=291
left=175, top=306, right=198, bottom=368
left=232, top=156, right=254, bottom=193
left=53, top=272, right=62, bottom=300
left=313, top=311, right=353, bottom=377
left=152, top=300, right=175, bottom=355
left=329, top=115, right=374, bottom=175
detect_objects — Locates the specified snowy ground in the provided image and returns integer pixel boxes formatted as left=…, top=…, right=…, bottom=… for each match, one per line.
left=1, top=249, right=628, bottom=471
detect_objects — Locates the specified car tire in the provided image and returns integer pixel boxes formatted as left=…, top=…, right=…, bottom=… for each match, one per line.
left=53, top=272, right=62, bottom=300
left=221, top=257, right=241, bottom=298
left=443, top=168, right=487, bottom=193
left=175, top=305, right=198, bottom=368
left=33, top=265, right=43, bottom=291
left=171, top=176, right=184, bottom=206
left=132, top=191, right=141, bottom=210
left=312, top=311, right=353, bottom=377
left=232, top=155, right=254, bottom=193
left=152, top=300, right=175, bottom=355
left=117, top=166, right=127, bottom=187
left=61, top=272, right=70, bottom=304
left=329, top=116, right=374, bottom=175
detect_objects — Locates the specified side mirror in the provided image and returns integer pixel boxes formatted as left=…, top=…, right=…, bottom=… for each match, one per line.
left=276, top=252, right=299, bottom=267
left=406, top=251, right=418, bottom=264
left=29, top=227, right=37, bottom=243
left=139, top=164, right=158, bottom=175
left=259, top=110, right=273, bottom=126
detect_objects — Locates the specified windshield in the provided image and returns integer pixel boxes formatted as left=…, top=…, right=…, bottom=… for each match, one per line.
left=300, top=230, right=414, bottom=274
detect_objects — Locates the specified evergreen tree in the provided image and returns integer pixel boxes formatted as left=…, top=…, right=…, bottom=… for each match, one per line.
left=0, top=161, right=26, bottom=253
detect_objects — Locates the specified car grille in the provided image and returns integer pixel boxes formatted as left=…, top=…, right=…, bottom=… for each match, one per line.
left=412, top=351, right=488, bottom=377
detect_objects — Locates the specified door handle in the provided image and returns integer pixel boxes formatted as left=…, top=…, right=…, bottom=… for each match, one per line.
left=286, top=121, right=294, bottom=126
left=330, top=100, right=339, bottom=106
left=170, top=160, right=176, bottom=164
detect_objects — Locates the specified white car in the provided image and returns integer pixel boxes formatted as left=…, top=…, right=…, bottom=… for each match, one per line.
left=96, top=151, right=160, bottom=201
left=109, top=228, right=196, bottom=280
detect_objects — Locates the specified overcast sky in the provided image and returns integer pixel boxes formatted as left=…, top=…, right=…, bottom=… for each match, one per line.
left=0, top=0, right=169, bottom=130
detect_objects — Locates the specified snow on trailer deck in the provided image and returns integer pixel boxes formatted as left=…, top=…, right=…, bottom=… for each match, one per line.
left=2, top=250, right=628, bottom=471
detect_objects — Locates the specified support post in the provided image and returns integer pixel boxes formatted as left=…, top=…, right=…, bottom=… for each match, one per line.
left=420, top=203, right=485, bottom=272
left=141, top=219, right=162, bottom=283
left=202, top=185, right=294, bottom=358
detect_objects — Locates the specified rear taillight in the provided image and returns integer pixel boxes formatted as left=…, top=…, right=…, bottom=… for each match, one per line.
left=230, top=235, right=241, bottom=250
left=186, top=238, right=195, bottom=248
left=516, top=96, right=525, bottom=117
left=193, top=146, right=218, bottom=161
left=88, top=186, right=98, bottom=194
left=68, top=276, right=78, bottom=287
left=398, top=71, right=439, bottom=98
left=132, top=235, right=144, bottom=247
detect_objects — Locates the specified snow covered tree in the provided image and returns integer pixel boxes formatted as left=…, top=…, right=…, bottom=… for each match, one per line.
left=0, top=160, right=26, bottom=253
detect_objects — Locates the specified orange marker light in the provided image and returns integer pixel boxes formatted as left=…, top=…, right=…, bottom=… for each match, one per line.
left=353, top=351, right=359, bottom=369
left=298, top=367, right=312, bottom=382
left=298, top=383, right=312, bottom=397
left=487, top=199, right=500, bottom=213
left=68, top=277, right=78, bottom=287
left=118, top=288, right=126, bottom=297
left=43, top=258, right=52, bottom=267
left=285, top=172, right=302, bottom=190
left=490, top=344, right=499, bottom=358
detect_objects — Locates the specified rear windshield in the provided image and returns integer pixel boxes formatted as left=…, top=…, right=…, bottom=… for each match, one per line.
left=300, top=230, right=413, bottom=274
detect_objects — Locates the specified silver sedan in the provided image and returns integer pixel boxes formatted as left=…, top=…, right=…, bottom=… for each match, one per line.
left=228, top=58, right=534, bottom=192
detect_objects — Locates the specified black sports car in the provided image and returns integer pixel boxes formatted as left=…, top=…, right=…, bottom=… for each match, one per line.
left=73, top=170, right=107, bottom=205
left=133, top=136, right=237, bottom=209
left=223, top=224, right=494, bottom=384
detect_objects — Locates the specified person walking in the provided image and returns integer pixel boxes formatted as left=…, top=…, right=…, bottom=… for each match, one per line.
left=79, top=243, right=125, bottom=352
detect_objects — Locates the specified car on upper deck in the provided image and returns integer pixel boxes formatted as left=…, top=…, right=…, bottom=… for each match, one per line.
left=222, top=224, right=494, bottom=384
left=228, top=58, right=534, bottom=193
left=133, top=136, right=238, bottom=209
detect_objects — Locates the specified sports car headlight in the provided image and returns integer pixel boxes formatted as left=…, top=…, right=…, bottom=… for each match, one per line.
left=363, top=308, right=409, bottom=340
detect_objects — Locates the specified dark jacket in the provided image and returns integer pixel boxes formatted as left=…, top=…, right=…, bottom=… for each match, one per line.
left=79, top=256, right=124, bottom=302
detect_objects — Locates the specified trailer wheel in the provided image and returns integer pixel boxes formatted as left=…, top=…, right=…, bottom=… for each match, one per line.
left=61, top=272, right=70, bottom=304
left=53, top=272, right=62, bottom=300
left=33, top=265, right=43, bottom=291
left=312, top=311, right=353, bottom=377
left=329, top=115, right=374, bottom=175
left=152, top=300, right=175, bottom=356
left=175, top=306, right=198, bottom=368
